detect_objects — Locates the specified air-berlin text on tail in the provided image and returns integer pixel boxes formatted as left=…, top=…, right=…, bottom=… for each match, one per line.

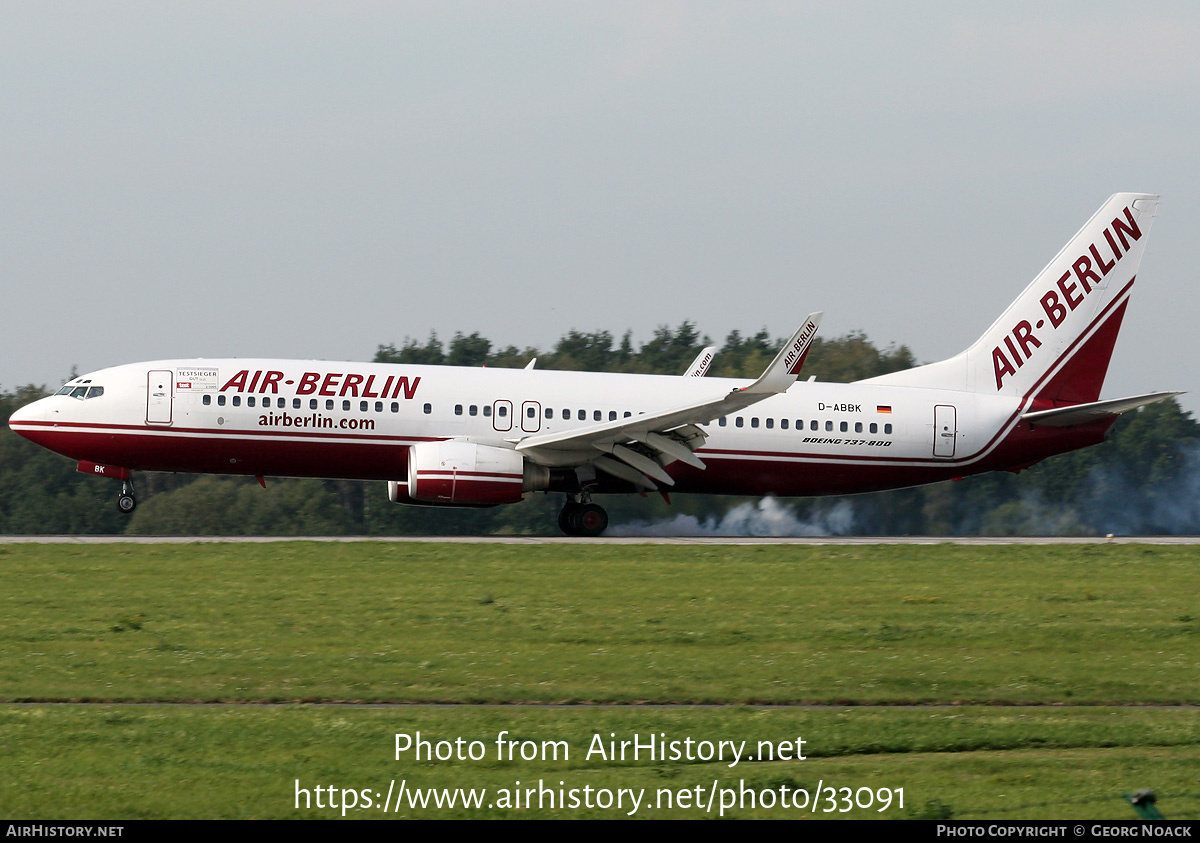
left=218, top=370, right=422, bottom=400
left=992, top=205, right=1142, bottom=390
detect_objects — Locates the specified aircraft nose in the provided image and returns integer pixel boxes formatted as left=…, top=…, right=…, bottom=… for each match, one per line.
left=7, top=397, right=48, bottom=435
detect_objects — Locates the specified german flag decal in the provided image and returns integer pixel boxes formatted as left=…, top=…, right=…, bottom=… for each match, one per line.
left=877, top=405, right=892, bottom=414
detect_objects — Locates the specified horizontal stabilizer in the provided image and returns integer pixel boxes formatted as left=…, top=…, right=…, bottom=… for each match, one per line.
left=1021, top=391, right=1183, bottom=427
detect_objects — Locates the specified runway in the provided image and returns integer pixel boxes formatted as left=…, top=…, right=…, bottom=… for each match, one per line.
left=2, top=534, right=1200, bottom=545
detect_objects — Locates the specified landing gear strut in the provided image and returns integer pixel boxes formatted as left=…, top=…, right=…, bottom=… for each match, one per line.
left=558, top=495, right=608, bottom=537
left=117, top=479, right=137, bottom=514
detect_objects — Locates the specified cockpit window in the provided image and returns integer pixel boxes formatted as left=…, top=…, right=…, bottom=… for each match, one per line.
left=58, top=384, right=104, bottom=400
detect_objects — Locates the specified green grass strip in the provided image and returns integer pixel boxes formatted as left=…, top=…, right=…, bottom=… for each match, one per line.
left=1, top=542, right=1197, bottom=704
left=2, top=705, right=1197, bottom=819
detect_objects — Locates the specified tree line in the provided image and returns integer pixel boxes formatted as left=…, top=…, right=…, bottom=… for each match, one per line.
left=1, top=323, right=1196, bottom=536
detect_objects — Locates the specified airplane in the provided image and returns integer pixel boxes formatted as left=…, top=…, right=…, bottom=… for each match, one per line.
left=8, top=193, right=1181, bottom=536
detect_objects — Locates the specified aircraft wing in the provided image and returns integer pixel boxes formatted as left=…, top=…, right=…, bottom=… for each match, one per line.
left=516, top=313, right=823, bottom=489
left=1021, top=391, right=1183, bottom=427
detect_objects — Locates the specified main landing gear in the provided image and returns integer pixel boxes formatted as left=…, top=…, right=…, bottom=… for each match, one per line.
left=558, top=494, right=609, bottom=537
left=117, top=479, right=137, bottom=514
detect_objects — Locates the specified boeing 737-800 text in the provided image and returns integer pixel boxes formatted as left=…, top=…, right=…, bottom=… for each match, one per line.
left=8, top=193, right=1180, bottom=535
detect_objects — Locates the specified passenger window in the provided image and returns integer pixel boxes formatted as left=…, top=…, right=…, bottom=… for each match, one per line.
left=310, top=399, right=318, bottom=410
left=232, top=396, right=241, bottom=407
left=342, top=400, right=350, bottom=411
left=203, top=395, right=211, bottom=406
left=563, top=409, right=571, bottom=420
left=469, top=405, right=478, bottom=416
left=824, top=420, right=832, bottom=431
left=609, top=411, right=617, bottom=420
left=751, top=418, right=759, bottom=428
left=624, top=411, right=631, bottom=417
left=498, top=405, right=507, bottom=417
left=375, top=401, right=382, bottom=412
left=884, top=423, right=893, bottom=434
left=218, top=395, right=226, bottom=407
left=719, top=417, right=727, bottom=427
left=810, top=420, right=818, bottom=431
left=483, top=405, right=491, bottom=417
left=455, top=404, right=463, bottom=416
left=361, top=401, right=369, bottom=412
left=544, top=408, right=553, bottom=419
left=855, top=422, right=863, bottom=433
left=735, top=417, right=744, bottom=428
left=593, top=410, right=601, bottom=421
left=326, top=400, right=334, bottom=411
left=766, top=418, right=774, bottom=429
left=869, top=423, right=878, bottom=434
left=391, top=402, right=399, bottom=413
left=293, top=398, right=301, bottom=409
left=781, top=419, right=788, bottom=430
left=423, top=403, right=432, bottom=415
left=247, top=397, right=256, bottom=407
left=527, top=406, right=535, bottom=418
left=840, top=421, right=848, bottom=432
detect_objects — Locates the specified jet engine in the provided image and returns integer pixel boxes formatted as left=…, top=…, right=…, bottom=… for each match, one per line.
left=390, top=440, right=549, bottom=507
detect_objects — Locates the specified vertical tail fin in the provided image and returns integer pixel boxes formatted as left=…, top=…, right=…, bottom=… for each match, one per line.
left=863, top=193, right=1159, bottom=406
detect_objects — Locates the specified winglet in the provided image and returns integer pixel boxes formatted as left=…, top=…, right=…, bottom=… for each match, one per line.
left=740, top=312, right=823, bottom=395
left=683, top=346, right=717, bottom=377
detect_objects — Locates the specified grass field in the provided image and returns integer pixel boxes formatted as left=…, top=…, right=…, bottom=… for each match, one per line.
left=1, top=541, right=1197, bottom=819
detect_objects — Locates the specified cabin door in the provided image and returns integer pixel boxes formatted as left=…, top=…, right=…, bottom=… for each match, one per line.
left=146, top=370, right=174, bottom=426
left=933, top=404, right=956, bottom=458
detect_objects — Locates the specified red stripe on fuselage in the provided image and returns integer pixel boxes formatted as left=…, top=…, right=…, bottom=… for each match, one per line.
left=10, top=424, right=430, bottom=481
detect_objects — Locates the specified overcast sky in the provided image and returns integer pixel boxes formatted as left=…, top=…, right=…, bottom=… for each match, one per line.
left=3, top=2, right=1197, bottom=413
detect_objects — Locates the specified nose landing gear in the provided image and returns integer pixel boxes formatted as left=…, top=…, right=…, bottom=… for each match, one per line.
left=117, top=480, right=137, bottom=514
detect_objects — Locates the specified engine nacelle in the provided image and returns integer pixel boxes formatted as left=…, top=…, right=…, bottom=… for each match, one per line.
left=397, top=441, right=548, bottom=506
left=387, top=481, right=496, bottom=508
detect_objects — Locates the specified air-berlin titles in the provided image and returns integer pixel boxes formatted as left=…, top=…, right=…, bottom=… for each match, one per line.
left=784, top=318, right=820, bottom=375
left=991, top=204, right=1142, bottom=390
left=219, top=370, right=421, bottom=400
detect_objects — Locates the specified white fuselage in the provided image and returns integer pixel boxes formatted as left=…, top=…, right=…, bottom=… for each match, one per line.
left=10, top=358, right=1100, bottom=499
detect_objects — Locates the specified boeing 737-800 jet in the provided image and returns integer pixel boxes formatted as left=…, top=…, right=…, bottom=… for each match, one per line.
left=8, top=193, right=1180, bottom=535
